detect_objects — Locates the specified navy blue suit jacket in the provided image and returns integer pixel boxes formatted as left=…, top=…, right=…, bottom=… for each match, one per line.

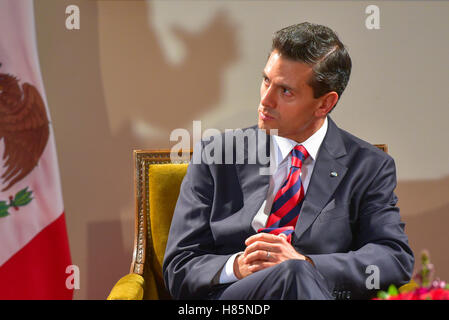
left=163, top=117, right=414, bottom=299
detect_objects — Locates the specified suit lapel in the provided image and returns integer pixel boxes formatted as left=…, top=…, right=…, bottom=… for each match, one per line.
left=234, top=127, right=270, bottom=234
left=293, top=117, right=348, bottom=242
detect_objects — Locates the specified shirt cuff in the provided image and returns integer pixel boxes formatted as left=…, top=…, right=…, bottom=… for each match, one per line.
left=219, top=252, right=243, bottom=284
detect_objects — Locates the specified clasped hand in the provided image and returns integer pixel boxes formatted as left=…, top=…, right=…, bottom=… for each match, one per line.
left=234, top=233, right=307, bottom=279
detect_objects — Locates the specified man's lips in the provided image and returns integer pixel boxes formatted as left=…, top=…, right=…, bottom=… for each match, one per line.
left=259, top=111, right=275, bottom=120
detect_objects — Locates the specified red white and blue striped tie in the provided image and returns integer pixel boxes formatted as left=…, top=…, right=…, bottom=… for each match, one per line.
left=258, top=145, right=309, bottom=243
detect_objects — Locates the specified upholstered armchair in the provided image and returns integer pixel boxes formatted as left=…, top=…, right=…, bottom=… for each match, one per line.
left=108, top=150, right=191, bottom=300
left=108, top=145, right=390, bottom=300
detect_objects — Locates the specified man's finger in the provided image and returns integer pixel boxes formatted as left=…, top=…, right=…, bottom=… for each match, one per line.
left=245, top=232, right=286, bottom=246
left=247, top=261, right=275, bottom=273
left=244, top=248, right=275, bottom=264
left=244, top=241, right=279, bottom=257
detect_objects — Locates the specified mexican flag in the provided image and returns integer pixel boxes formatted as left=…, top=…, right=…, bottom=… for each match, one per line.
left=0, top=0, right=73, bottom=299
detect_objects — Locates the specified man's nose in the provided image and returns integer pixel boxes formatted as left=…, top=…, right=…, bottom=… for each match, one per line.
left=260, top=85, right=276, bottom=109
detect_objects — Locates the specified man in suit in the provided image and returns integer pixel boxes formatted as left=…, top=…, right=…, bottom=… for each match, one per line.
left=163, top=22, right=414, bottom=300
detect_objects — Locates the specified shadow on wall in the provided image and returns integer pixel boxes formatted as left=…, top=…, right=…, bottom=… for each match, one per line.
left=98, top=1, right=239, bottom=139
left=397, top=176, right=449, bottom=283
left=35, top=0, right=238, bottom=299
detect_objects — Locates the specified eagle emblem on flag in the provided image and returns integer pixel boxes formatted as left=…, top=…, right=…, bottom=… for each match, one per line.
left=0, top=62, right=49, bottom=192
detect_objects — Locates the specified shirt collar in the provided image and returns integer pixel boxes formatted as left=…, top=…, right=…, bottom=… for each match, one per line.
left=272, top=116, right=328, bottom=164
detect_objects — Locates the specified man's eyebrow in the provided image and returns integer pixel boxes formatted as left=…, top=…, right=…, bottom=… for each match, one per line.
left=261, top=71, right=296, bottom=92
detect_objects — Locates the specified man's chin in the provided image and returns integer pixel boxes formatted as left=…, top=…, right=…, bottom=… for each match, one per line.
left=258, top=120, right=279, bottom=135
left=258, top=120, right=269, bottom=130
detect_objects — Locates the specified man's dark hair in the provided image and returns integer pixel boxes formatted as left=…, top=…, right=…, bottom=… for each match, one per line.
left=272, top=22, right=352, bottom=109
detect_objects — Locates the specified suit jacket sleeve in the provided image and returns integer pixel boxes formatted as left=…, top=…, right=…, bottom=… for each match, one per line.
left=163, top=141, right=230, bottom=299
left=307, top=156, right=414, bottom=299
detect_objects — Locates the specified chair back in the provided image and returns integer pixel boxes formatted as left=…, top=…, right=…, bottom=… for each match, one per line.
left=130, top=150, right=191, bottom=299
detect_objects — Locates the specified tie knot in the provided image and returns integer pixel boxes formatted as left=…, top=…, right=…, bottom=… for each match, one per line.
left=291, top=145, right=309, bottom=168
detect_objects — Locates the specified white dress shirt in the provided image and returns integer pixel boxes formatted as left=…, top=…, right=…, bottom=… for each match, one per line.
left=219, top=117, right=329, bottom=283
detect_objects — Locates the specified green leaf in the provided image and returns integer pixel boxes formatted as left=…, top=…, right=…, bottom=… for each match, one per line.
left=14, top=187, right=29, bottom=197
left=0, top=201, right=10, bottom=218
left=13, top=187, right=33, bottom=206
left=15, top=196, right=33, bottom=207
left=387, top=284, right=398, bottom=296
left=377, top=291, right=389, bottom=299
left=14, top=187, right=30, bottom=200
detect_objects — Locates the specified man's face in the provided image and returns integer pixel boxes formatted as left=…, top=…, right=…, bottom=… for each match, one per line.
left=258, top=50, right=327, bottom=142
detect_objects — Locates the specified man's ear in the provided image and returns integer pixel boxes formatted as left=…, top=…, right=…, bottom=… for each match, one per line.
left=316, top=91, right=339, bottom=117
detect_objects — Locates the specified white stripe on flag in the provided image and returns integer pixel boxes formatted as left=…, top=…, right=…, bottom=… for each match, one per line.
left=0, top=0, right=65, bottom=267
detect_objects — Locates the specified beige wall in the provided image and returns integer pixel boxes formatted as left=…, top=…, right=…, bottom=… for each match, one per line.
left=34, top=0, right=449, bottom=299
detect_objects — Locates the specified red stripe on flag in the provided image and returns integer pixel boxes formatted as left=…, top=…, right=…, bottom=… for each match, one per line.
left=0, top=213, right=73, bottom=300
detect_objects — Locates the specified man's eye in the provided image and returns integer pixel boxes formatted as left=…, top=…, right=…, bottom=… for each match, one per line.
left=282, top=88, right=292, bottom=96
